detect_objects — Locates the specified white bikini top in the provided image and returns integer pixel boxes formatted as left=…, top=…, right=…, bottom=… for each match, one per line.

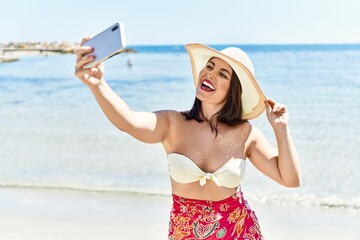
left=167, top=153, right=246, bottom=189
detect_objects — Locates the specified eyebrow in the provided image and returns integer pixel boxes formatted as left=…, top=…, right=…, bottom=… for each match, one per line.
left=208, top=60, right=231, bottom=76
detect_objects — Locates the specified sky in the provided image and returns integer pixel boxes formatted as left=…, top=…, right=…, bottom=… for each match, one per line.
left=1, top=0, right=360, bottom=45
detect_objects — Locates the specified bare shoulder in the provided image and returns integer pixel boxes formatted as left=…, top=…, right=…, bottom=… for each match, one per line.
left=153, top=110, right=187, bottom=132
left=248, top=123, right=262, bottom=139
left=246, top=122, right=277, bottom=158
left=244, top=122, right=264, bottom=155
left=246, top=123, right=269, bottom=145
left=153, top=110, right=187, bottom=152
left=154, top=110, right=185, bottom=122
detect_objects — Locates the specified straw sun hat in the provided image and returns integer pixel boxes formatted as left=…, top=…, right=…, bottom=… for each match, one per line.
left=185, top=43, right=266, bottom=120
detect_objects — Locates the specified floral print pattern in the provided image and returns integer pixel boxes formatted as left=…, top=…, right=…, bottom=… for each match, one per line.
left=169, top=191, right=263, bottom=240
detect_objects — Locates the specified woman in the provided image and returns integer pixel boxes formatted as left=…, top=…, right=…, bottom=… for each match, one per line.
left=75, top=39, right=301, bottom=240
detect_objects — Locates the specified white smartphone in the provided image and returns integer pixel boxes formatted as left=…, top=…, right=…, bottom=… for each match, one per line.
left=83, top=22, right=126, bottom=68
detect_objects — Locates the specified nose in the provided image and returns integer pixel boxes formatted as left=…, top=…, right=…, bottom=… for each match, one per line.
left=207, top=70, right=215, bottom=80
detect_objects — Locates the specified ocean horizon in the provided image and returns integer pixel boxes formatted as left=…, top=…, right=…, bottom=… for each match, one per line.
left=1, top=43, right=359, bottom=210
left=128, top=42, right=360, bottom=53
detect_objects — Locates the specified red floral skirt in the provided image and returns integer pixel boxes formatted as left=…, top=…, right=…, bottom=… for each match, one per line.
left=168, top=190, right=263, bottom=240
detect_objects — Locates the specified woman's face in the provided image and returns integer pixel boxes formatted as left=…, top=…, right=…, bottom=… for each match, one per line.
left=196, top=57, right=233, bottom=105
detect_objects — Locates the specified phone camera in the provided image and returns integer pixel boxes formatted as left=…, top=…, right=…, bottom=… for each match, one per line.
left=112, top=26, right=119, bottom=31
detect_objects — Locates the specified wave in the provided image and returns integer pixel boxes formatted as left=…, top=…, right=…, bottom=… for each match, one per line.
left=244, top=191, right=360, bottom=211
left=1, top=183, right=359, bottom=211
left=0, top=183, right=170, bottom=197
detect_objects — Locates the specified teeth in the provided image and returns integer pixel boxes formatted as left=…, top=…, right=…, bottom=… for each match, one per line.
left=203, top=81, right=215, bottom=90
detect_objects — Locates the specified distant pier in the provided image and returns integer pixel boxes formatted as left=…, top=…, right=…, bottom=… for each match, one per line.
left=0, top=41, right=80, bottom=56
left=1, top=48, right=75, bottom=54
left=0, top=41, right=136, bottom=64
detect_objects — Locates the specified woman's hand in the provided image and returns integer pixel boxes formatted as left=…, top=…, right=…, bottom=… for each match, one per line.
left=74, top=37, right=105, bottom=88
left=264, top=98, right=289, bottom=129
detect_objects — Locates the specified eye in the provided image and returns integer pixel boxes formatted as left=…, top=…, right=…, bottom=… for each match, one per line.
left=206, top=64, right=213, bottom=70
left=220, top=72, right=229, bottom=79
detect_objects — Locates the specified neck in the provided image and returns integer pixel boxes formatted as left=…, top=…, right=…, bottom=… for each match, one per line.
left=200, top=102, right=223, bottom=121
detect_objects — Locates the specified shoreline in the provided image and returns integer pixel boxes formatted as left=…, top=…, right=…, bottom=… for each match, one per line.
left=0, top=187, right=359, bottom=240
left=1, top=184, right=358, bottom=211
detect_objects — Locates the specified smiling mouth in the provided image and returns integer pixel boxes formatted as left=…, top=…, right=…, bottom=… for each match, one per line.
left=201, top=80, right=215, bottom=92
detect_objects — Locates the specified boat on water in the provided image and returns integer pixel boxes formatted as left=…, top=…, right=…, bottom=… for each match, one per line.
left=0, top=55, right=20, bottom=63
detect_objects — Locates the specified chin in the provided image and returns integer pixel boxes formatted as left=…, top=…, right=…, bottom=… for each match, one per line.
left=195, top=89, right=208, bottom=101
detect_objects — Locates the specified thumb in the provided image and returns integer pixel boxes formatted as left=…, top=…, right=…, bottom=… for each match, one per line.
left=264, top=101, right=272, bottom=114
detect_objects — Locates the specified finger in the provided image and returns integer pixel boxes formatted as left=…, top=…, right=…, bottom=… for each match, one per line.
left=273, top=103, right=281, bottom=112
left=265, top=98, right=276, bottom=105
left=92, top=61, right=104, bottom=69
left=264, top=98, right=276, bottom=111
left=277, top=104, right=286, bottom=111
left=74, top=66, right=92, bottom=80
left=272, top=102, right=280, bottom=112
left=75, top=64, right=101, bottom=79
left=75, top=36, right=92, bottom=60
left=264, top=101, right=272, bottom=114
left=80, top=36, right=91, bottom=46
left=75, top=54, right=95, bottom=70
left=278, top=104, right=287, bottom=113
left=274, top=104, right=287, bottom=114
left=76, top=46, right=93, bottom=61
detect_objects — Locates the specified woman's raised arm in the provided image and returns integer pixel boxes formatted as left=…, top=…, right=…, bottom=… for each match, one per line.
left=74, top=37, right=170, bottom=144
left=247, top=99, right=301, bottom=188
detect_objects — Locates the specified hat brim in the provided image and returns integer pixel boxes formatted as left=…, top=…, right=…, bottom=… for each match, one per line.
left=185, top=43, right=266, bottom=120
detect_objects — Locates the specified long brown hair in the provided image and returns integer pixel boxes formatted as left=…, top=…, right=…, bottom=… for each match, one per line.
left=181, top=68, right=246, bottom=136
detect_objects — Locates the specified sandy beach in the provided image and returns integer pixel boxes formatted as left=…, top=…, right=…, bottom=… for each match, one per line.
left=0, top=187, right=359, bottom=240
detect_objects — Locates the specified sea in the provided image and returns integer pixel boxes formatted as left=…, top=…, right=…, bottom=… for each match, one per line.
left=1, top=44, right=359, bottom=211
